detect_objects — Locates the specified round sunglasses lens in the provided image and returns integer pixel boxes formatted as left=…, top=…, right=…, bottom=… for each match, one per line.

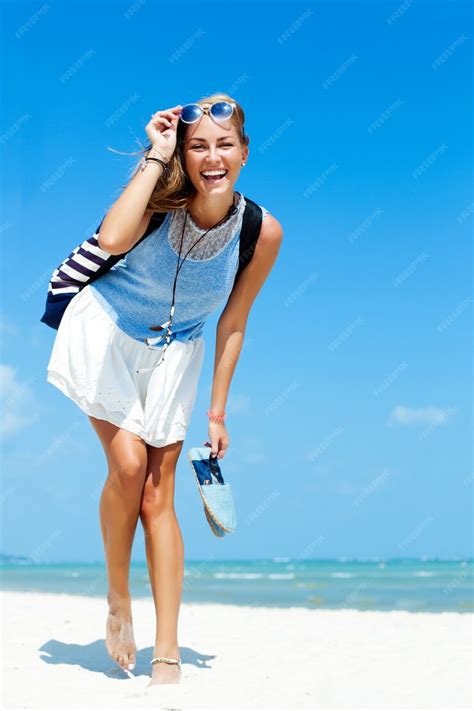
left=180, top=104, right=202, bottom=123
left=210, top=102, right=233, bottom=120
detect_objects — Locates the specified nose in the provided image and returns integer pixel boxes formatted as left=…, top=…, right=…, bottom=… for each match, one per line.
left=206, top=145, right=220, bottom=162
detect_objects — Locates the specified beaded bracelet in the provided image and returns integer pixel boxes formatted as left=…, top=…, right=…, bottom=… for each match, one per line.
left=140, top=155, right=169, bottom=172
left=207, top=409, right=226, bottom=424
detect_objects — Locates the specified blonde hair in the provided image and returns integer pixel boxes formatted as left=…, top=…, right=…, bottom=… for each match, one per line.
left=107, top=92, right=249, bottom=214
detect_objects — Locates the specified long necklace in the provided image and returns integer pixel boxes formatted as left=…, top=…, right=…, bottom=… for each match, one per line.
left=136, top=194, right=238, bottom=375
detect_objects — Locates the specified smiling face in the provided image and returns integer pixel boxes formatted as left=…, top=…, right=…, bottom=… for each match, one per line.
left=182, top=113, right=249, bottom=194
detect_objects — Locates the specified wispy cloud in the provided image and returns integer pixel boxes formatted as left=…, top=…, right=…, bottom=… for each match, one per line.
left=388, top=405, right=454, bottom=427
left=0, top=316, right=19, bottom=339
left=240, top=436, right=267, bottom=464
left=0, top=364, right=39, bottom=438
left=227, top=393, right=251, bottom=415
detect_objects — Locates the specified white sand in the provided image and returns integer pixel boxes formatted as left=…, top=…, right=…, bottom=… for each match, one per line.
left=1, top=590, right=472, bottom=710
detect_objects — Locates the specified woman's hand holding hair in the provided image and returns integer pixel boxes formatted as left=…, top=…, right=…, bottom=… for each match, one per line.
left=146, top=105, right=182, bottom=162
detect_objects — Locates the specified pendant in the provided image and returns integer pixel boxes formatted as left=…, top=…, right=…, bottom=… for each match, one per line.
left=148, top=318, right=171, bottom=332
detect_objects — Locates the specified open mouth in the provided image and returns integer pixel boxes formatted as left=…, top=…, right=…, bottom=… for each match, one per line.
left=200, top=170, right=228, bottom=183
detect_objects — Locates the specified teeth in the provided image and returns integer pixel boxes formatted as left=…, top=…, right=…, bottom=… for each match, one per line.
left=202, top=170, right=227, bottom=176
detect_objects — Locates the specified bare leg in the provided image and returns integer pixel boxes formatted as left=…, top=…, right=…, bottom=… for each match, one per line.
left=139, top=440, right=185, bottom=685
left=88, top=415, right=148, bottom=671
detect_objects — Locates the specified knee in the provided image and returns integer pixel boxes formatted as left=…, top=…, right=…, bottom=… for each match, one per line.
left=107, top=453, right=146, bottom=489
left=139, top=467, right=177, bottom=521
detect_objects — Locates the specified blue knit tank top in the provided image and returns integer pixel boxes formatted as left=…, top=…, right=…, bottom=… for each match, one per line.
left=89, top=191, right=268, bottom=346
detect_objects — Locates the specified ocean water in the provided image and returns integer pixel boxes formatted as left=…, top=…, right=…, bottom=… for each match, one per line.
left=1, top=558, right=472, bottom=612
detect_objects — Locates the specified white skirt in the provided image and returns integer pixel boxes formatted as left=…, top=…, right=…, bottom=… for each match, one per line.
left=46, top=284, right=205, bottom=447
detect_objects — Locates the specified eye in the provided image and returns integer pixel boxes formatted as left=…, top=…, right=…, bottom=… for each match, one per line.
left=191, top=143, right=234, bottom=149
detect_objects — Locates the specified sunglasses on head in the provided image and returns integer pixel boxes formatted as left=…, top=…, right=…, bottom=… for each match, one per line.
left=179, top=101, right=245, bottom=139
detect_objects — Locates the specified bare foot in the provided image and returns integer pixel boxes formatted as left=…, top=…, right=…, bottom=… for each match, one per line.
left=105, top=595, right=137, bottom=671
left=147, top=649, right=182, bottom=686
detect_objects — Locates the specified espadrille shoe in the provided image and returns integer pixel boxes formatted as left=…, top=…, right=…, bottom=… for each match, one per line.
left=187, top=446, right=236, bottom=537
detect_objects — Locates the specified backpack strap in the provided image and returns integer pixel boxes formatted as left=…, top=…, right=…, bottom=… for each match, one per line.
left=40, top=212, right=167, bottom=329
left=121, top=212, right=167, bottom=256
left=236, top=197, right=264, bottom=282
left=87, top=211, right=167, bottom=286
left=85, top=201, right=260, bottom=288
left=41, top=201, right=262, bottom=331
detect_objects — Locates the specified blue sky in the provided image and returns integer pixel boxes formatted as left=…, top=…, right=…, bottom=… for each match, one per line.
left=1, top=0, right=472, bottom=563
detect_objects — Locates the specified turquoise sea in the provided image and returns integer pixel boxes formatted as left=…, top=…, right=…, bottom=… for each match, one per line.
left=1, top=558, right=472, bottom=612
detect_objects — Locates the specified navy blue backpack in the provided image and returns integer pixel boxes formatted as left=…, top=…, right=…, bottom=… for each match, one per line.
left=40, top=197, right=264, bottom=331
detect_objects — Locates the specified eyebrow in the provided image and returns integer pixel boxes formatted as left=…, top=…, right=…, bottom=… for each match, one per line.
left=187, top=135, right=235, bottom=142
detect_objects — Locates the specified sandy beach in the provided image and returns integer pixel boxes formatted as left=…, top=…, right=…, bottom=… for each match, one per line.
left=1, top=590, right=471, bottom=709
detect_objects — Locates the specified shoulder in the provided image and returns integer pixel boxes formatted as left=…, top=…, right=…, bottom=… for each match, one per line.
left=254, top=206, right=284, bottom=255
left=239, top=205, right=283, bottom=280
left=218, top=205, right=283, bottom=324
left=244, top=196, right=283, bottom=240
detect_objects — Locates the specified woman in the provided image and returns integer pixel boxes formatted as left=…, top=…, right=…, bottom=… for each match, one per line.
left=46, top=92, right=283, bottom=686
